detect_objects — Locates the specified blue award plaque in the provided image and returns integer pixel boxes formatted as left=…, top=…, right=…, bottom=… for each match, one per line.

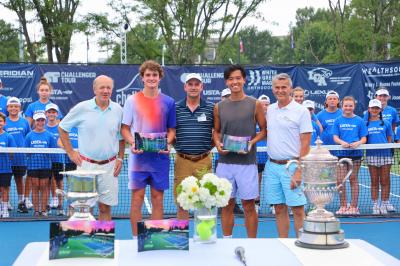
left=222, top=135, right=251, bottom=152
left=135, top=132, right=167, bottom=152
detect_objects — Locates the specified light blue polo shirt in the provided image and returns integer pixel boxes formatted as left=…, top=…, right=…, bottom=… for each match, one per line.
left=59, top=98, right=123, bottom=161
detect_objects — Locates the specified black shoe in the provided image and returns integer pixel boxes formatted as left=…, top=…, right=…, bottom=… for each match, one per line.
left=233, top=203, right=243, bottom=214
left=17, top=202, right=29, bottom=213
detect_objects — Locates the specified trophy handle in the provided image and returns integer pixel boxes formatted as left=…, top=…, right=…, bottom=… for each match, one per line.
left=286, top=160, right=300, bottom=176
left=336, top=158, right=353, bottom=190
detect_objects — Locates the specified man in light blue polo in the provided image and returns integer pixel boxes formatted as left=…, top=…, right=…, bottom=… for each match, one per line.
left=59, top=75, right=125, bottom=221
left=266, top=73, right=312, bottom=238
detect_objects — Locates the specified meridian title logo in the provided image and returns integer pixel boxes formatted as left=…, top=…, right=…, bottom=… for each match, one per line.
left=307, top=68, right=333, bottom=86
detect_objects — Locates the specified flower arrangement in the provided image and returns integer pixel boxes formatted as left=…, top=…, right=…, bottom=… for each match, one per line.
left=176, top=173, right=232, bottom=211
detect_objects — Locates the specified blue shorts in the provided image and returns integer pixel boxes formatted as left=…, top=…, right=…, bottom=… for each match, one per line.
left=216, top=163, right=258, bottom=200
left=128, top=170, right=169, bottom=191
left=265, top=160, right=307, bottom=207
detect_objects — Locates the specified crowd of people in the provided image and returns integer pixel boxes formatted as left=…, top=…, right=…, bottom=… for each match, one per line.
left=0, top=62, right=398, bottom=239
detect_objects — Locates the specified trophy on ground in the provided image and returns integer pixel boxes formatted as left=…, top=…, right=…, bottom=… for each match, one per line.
left=57, top=170, right=107, bottom=221
left=286, top=139, right=353, bottom=249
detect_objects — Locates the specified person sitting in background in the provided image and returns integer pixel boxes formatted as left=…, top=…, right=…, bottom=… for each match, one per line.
left=332, top=96, right=367, bottom=215
left=0, top=112, right=17, bottom=218
left=365, top=99, right=394, bottom=215
left=303, top=100, right=321, bottom=146
left=25, top=111, right=57, bottom=217
left=4, top=97, right=30, bottom=213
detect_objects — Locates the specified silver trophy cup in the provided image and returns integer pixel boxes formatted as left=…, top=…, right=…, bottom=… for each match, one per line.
left=286, top=139, right=353, bottom=249
left=57, top=170, right=107, bottom=221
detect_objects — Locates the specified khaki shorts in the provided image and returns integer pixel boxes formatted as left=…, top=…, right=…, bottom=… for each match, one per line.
left=173, top=154, right=212, bottom=200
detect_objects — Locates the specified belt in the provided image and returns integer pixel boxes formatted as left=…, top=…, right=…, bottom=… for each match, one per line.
left=269, top=158, right=299, bottom=165
left=80, top=155, right=117, bottom=165
left=177, top=151, right=210, bottom=162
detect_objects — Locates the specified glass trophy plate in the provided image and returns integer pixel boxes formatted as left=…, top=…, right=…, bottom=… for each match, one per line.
left=135, top=132, right=167, bottom=152
left=222, top=135, right=250, bottom=152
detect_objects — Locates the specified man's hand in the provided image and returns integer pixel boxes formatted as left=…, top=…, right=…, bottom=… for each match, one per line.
left=290, top=168, right=302, bottom=190
left=159, top=144, right=172, bottom=154
left=130, top=142, right=143, bottom=154
left=238, top=141, right=253, bottom=155
left=113, top=159, right=123, bottom=177
left=216, top=142, right=229, bottom=155
left=67, top=150, right=82, bottom=166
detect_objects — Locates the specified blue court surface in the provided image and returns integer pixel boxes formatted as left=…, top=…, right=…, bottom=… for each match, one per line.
left=1, top=217, right=400, bottom=266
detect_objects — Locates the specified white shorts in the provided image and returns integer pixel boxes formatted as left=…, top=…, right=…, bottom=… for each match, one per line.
left=78, top=160, right=118, bottom=206
left=365, top=156, right=394, bottom=167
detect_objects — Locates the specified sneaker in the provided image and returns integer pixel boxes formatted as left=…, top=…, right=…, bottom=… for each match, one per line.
left=335, top=206, right=348, bottom=215
left=57, top=208, right=65, bottom=216
left=254, top=200, right=260, bottom=214
left=345, top=206, right=360, bottom=215
left=33, top=211, right=40, bottom=217
left=270, top=205, right=275, bottom=214
left=384, top=201, right=396, bottom=212
left=233, top=203, right=243, bottom=214
left=41, top=211, right=48, bottom=217
left=17, top=202, right=29, bottom=213
left=25, top=198, right=33, bottom=209
left=50, top=198, right=59, bottom=209
left=2, top=209, right=9, bottom=218
left=372, top=202, right=380, bottom=215
left=7, top=201, right=13, bottom=211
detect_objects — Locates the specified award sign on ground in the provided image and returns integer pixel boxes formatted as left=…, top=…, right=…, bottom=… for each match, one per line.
left=57, top=169, right=107, bottom=221
left=49, top=220, right=115, bottom=260
left=137, top=219, right=189, bottom=252
left=286, top=139, right=353, bottom=249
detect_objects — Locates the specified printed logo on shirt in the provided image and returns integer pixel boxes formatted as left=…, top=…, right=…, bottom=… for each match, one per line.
left=339, top=124, right=357, bottom=130
left=30, top=140, right=48, bottom=147
left=368, top=127, right=384, bottom=134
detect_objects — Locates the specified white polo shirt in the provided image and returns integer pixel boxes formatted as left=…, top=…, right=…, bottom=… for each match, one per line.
left=267, top=99, right=312, bottom=160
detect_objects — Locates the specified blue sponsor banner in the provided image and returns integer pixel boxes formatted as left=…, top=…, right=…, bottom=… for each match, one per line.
left=0, top=62, right=399, bottom=117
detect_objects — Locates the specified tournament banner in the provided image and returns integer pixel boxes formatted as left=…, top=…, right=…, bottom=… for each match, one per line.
left=360, top=62, right=400, bottom=110
left=0, top=61, right=399, bottom=117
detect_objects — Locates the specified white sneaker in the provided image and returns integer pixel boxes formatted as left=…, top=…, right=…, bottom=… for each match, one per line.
left=50, top=198, right=59, bottom=209
left=372, top=203, right=380, bottom=215
left=380, top=204, right=388, bottom=215
left=7, top=201, right=13, bottom=211
left=2, top=209, right=9, bottom=218
left=25, top=198, right=33, bottom=209
left=384, top=201, right=396, bottom=212
left=270, top=206, right=275, bottom=214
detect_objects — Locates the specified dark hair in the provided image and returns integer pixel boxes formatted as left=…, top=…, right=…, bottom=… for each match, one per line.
left=139, top=60, right=164, bottom=78
left=366, top=109, right=384, bottom=127
left=224, top=65, right=246, bottom=80
left=0, top=112, right=5, bottom=122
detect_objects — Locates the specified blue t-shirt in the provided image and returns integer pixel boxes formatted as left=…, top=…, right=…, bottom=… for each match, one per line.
left=0, top=131, right=16, bottom=173
left=332, top=115, right=368, bottom=157
left=316, top=109, right=343, bottom=145
left=311, top=120, right=321, bottom=146
left=0, top=95, right=8, bottom=116
left=46, top=124, right=63, bottom=163
left=366, top=120, right=393, bottom=157
left=4, top=117, right=30, bottom=166
left=363, top=105, right=399, bottom=127
left=255, top=124, right=268, bottom=164
left=395, top=127, right=400, bottom=142
left=25, top=100, right=63, bottom=120
left=24, top=130, right=57, bottom=169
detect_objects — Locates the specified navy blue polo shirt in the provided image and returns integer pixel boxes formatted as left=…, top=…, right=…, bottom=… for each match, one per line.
left=175, top=98, right=214, bottom=155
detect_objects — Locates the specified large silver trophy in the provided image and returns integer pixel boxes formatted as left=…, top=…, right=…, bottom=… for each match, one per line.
left=57, top=170, right=106, bottom=221
left=286, top=139, right=353, bottom=249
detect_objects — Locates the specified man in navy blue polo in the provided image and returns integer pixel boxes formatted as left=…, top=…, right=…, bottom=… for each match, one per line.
left=174, top=73, right=214, bottom=220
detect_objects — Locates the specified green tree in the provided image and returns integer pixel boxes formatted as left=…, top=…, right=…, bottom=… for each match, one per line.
left=110, top=0, right=266, bottom=64
left=238, top=26, right=275, bottom=64
left=0, top=19, right=19, bottom=62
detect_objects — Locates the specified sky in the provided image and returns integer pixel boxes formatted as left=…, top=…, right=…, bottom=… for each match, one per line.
left=1, top=0, right=330, bottom=63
